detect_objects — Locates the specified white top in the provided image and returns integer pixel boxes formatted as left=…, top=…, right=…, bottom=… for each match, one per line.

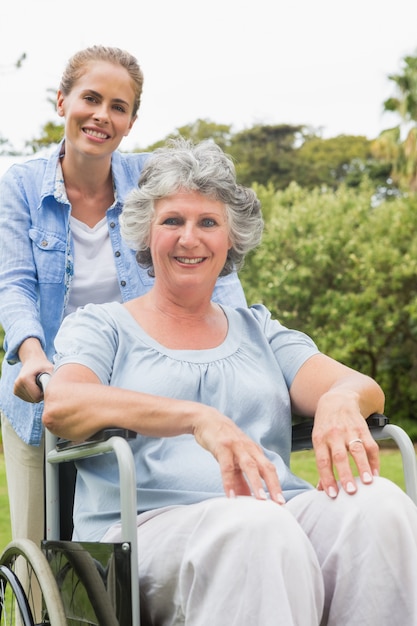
left=65, top=216, right=122, bottom=316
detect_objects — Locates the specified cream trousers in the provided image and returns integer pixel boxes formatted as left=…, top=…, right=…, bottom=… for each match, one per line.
left=104, top=477, right=417, bottom=626
left=1, top=411, right=45, bottom=545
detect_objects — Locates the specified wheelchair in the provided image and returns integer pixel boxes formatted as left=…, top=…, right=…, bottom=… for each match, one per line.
left=0, top=372, right=416, bottom=626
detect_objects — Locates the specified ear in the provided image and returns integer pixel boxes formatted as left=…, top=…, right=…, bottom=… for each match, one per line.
left=124, top=114, right=138, bottom=136
left=56, top=90, right=65, bottom=118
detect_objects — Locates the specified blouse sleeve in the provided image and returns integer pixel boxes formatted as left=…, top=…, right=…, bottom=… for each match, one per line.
left=249, top=304, right=320, bottom=388
left=53, top=303, right=119, bottom=384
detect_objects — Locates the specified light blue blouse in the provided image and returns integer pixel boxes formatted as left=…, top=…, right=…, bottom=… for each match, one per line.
left=54, top=302, right=319, bottom=541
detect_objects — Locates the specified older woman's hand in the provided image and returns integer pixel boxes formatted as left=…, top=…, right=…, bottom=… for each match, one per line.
left=312, top=390, right=380, bottom=498
left=193, top=410, right=286, bottom=505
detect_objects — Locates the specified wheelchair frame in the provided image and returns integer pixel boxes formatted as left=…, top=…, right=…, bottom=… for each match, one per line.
left=0, top=372, right=416, bottom=625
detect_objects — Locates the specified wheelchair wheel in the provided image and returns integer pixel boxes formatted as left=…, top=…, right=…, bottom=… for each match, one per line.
left=0, top=539, right=66, bottom=626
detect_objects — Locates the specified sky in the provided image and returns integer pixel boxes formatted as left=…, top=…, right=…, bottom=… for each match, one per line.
left=1, top=0, right=417, bottom=156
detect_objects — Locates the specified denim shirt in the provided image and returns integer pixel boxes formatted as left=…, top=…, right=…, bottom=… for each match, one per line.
left=0, top=141, right=247, bottom=445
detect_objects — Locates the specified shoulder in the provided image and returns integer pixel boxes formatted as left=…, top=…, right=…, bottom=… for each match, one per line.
left=225, top=303, right=318, bottom=348
left=0, top=145, right=60, bottom=192
left=111, top=150, right=151, bottom=178
left=56, top=303, right=126, bottom=356
left=63, top=302, right=124, bottom=328
left=223, top=303, right=274, bottom=328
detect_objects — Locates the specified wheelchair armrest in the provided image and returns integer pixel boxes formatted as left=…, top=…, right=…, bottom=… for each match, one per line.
left=291, top=413, right=389, bottom=452
left=56, top=428, right=137, bottom=452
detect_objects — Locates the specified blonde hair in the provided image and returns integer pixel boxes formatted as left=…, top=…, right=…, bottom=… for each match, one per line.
left=59, top=45, right=144, bottom=117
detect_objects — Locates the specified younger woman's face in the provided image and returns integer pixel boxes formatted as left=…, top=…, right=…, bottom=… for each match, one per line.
left=56, top=60, right=137, bottom=158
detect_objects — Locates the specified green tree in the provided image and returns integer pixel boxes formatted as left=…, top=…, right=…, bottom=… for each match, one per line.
left=296, top=134, right=390, bottom=190
left=384, top=53, right=417, bottom=123
left=228, top=123, right=306, bottom=188
left=27, top=121, right=64, bottom=153
left=240, top=182, right=417, bottom=425
left=378, top=50, right=417, bottom=190
left=142, top=119, right=233, bottom=152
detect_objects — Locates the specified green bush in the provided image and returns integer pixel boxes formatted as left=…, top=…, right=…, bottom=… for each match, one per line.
left=241, top=181, right=417, bottom=427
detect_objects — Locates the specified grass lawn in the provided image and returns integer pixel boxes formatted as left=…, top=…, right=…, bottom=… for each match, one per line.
left=0, top=454, right=11, bottom=547
left=0, top=447, right=411, bottom=551
left=291, top=446, right=407, bottom=490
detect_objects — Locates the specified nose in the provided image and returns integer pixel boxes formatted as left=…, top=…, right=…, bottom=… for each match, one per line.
left=93, top=104, right=109, bottom=123
left=178, top=223, right=199, bottom=247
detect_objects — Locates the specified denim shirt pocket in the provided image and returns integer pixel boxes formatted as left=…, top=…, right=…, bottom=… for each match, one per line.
left=29, top=227, right=67, bottom=283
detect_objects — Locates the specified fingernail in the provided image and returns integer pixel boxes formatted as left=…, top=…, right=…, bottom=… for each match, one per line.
left=346, top=481, right=356, bottom=494
left=327, top=486, right=338, bottom=498
left=228, top=489, right=236, bottom=498
left=276, top=493, right=286, bottom=505
left=362, top=471, right=373, bottom=484
left=373, top=469, right=380, bottom=477
left=259, top=488, right=268, bottom=500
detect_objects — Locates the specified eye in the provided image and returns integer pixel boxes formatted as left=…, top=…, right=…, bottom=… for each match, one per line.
left=201, top=217, right=217, bottom=227
left=84, top=95, right=98, bottom=104
left=162, top=217, right=181, bottom=226
left=113, top=103, right=128, bottom=114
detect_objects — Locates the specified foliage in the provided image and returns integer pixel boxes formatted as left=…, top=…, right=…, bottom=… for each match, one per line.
left=384, top=52, right=417, bottom=123
left=240, top=182, right=417, bottom=423
left=26, top=121, right=64, bottom=153
left=142, top=120, right=391, bottom=193
left=296, top=134, right=390, bottom=190
left=144, top=118, right=234, bottom=152
left=228, top=123, right=306, bottom=189
left=376, top=49, right=417, bottom=191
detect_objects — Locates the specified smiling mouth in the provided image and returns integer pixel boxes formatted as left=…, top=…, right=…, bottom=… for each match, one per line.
left=175, top=257, right=205, bottom=265
left=83, top=129, right=109, bottom=139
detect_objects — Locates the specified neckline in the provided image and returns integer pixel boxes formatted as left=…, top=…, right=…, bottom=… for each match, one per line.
left=110, top=302, right=242, bottom=362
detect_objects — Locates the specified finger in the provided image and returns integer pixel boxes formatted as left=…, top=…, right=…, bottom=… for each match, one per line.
left=232, top=450, right=268, bottom=500
left=348, top=437, right=380, bottom=483
left=217, top=448, right=252, bottom=498
left=239, top=450, right=285, bottom=504
left=314, top=443, right=340, bottom=498
left=218, top=446, right=285, bottom=504
left=256, top=456, right=285, bottom=504
left=332, top=444, right=359, bottom=495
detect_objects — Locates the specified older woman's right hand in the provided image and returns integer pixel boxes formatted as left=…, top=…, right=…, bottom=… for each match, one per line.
left=193, top=410, right=285, bottom=505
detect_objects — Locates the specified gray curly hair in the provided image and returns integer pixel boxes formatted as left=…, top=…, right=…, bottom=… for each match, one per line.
left=120, top=138, right=263, bottom=276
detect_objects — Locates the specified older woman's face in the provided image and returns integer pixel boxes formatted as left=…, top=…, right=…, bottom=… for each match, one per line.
left=149, top=189, right=232, bottom=294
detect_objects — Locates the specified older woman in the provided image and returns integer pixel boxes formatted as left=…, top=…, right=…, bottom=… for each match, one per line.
left=43, top=139, right=417, bottom=625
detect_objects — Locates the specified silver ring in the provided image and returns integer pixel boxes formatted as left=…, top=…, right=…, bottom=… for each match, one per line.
left=348, top=438, right=363, bottom=448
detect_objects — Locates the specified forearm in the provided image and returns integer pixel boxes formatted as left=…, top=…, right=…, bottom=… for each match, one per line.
left=42, top=379, right=202, bottom=441
left=18, top=337, right=48, bottom=364
left=315, top=373, right=385, bottom=422
left=290, top=353, right=384, bottom=418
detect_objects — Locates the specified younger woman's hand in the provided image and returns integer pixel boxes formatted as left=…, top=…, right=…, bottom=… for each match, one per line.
left=14, top=358, right=54, bottom=403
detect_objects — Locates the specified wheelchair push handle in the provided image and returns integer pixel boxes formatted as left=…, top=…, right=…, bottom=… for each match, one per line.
left=36, top=371, right=51, bottom=392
